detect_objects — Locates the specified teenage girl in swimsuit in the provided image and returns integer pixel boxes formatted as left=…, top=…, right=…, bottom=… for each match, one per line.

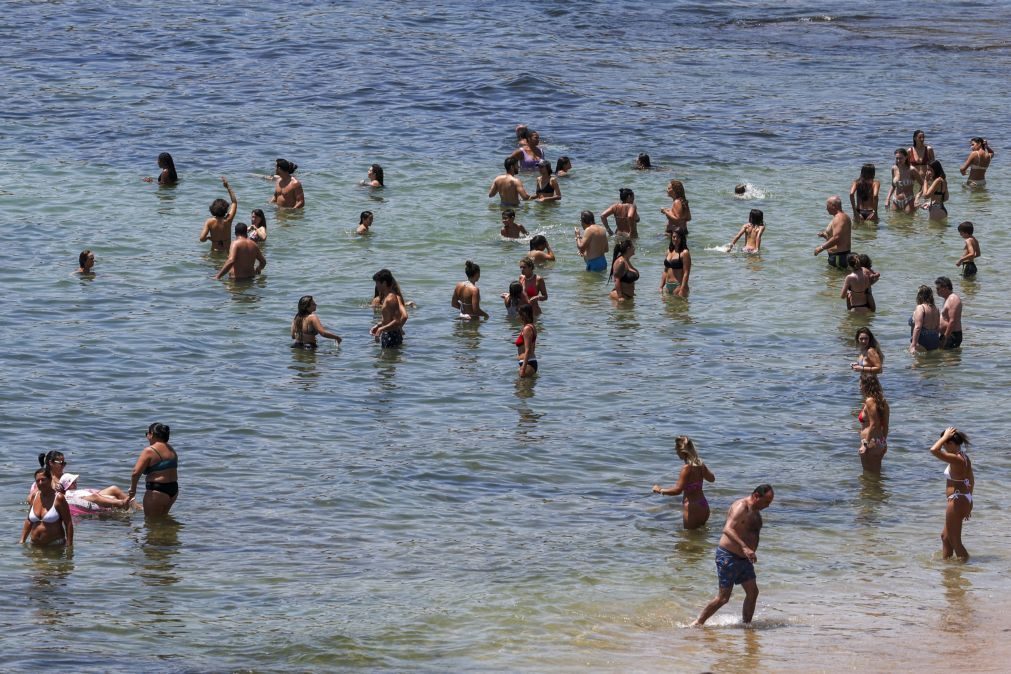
left=518, top=257, right=547, bottom=317
left=929, top=426, right=974, bottom=560
left=849, top=164, right=880, bottom=222
left=451, top=261, right=489, bottom=321
left=356, top=211, right=373, bottom=236
left=909, top=285, right=942, bottom=353
left=249, top=209, right=268, bottom=243
left=857, top=374, right=889, bottom=473
left=919, top=160, right=949, bottom=221
left=129, top=423, right=179, bottom=517
left=501, top=281, right=529, bottom=319
left=361, top=164, right=384, bottom=188
left=20, top=468, right=73, bottom=547
left=885, top=148, right=920, bottom=213
left=142, top=152, right=178, bottom=185
left=659, top=229, right=690, bottom=297
left=601, top=188, right=640, bottom=238
left=841, top=254, right=873, bottom=313
left=554, top=156, right=572, bottom=177
left=533, top=160, right=561, bottom=202
left=652, top=436, right=715, bottom=529
left=609, top=239, right=639, bottom=302
left=509, top=130, right=544, bottom=171
left=660, top=180, right=691, bottom=236
left=959, top=137, right=993, bottom=188
left=515, top=303, right=537, bottom=378
left=727, top=209, right=764, bottom=253
left=291, top=295, right=342, bottom=348
left=851, top=327, right=883, bottom=375
left=908, top=130, right=935, bottom=176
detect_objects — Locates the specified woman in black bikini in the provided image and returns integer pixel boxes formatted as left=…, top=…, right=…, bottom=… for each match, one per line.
left=533, top=160, right=560, bottom=202
left=849, top=164, right=880, bottom=222
left=659, top=229, right=690, bottom=298
left=128, top=423, right=179, bottom=518
left=841, top=254, right=873, bottom=313
left=291, top=295, right=342, bottom=348
left=652, top=436, right=715, bottom=529
left=920, top=160, right=949, bottom=221
left=609, top=239, right=639, bottom=302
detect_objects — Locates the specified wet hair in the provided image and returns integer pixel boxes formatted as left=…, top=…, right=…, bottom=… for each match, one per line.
left=276, top=158, right=297, bottom=174
left=635, top=153, right=652, bottom=169
left=537, top=160, right=552, bottom=175
left=517, top=303, right=534, bottom=323
left=251, top=209, right=267, bottom=229
left=464, top=260, right=480, bottom=280
left=894, top=148, right=909, bottom=163
left=555, top=156, right=571, bottom=174
left=942, top=429, right=971, bottom=447
left=860, top=163, right=875, bottom=180
left=935, top=276, right=953, bottom=291
left=519, top=256, right=535, bottom=270
left=916, top=284, right=935, bottom=306
left=157, top=152, right=178, bottom=183
left=854, top=327, right=883, bottom=362
left=847, top=254, right=861, bottom=270
left=667, top=180, right=688, bottom=204
left=668, top=228, right=687, bottom=253
left=529, top=235, right=548, bottom=251
left=515, top=125, right=529, bottom=141
left=359, top=210, right=373, bottom=225
left=858, top=253, right=873, bottom=269
left=39, top=451, right=65, bottom=469
left=373, top=268, right=395, bottom=288
left=753, top=484, right=774, bottom=497
left=675, top=436, right=703, bottom=467
left=234, top=222, right=248, bottom=237
left=734, top=184, right=747, bottom=195
left=369, top=163, right=384, bottom=186
left=580, top=210, right=594, bottom=225
left=608, top=239, right=634, bottom=280
left=148, top=422, right=170, bottom=442
left=928, top=160, right=946, bottom=180
left=79, top=249, right=93, bottom=267
left=293, top=295, right=314, bottom=341
left=827, top=195, right=842, bottom=208
left=618, top=187, right=634, bottom=203
left=860, top=373, right=886, bottom=405
left=502, top=208, right=516, bottom=220
left=748, top=209, right=764, bottom=226
left=504, top=156, right=519, bottom=173
left=35, top=467, right=48, bottom=481
left=507, top=281, right=524, bottom=307
left=913, top=130, right=925, bottom=145
left=209, top=198, right=229, bottom=217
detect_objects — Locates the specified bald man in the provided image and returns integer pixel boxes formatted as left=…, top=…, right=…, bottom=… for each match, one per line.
left=814, top=196, right=852, bottom=269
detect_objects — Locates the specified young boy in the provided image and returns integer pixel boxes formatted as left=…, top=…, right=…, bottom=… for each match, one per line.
left=956, top=221, right=980, bottom=277
left=499, top=209, right=528, bottom=239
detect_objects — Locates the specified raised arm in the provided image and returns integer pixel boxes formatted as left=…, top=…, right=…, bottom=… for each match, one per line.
left=930, top=427, right=967, bottom=466
left=222, top=177, right=238, bottom=223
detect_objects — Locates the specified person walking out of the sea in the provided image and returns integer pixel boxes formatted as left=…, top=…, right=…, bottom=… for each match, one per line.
left=692, top=484, right=774, bottom=627
left=814, top=196, right=851, bottom=269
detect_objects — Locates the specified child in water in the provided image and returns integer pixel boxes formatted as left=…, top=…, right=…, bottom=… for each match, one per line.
left=956, top=221, right=980, bottom=277
left=727, top=209, right=765, bottom=253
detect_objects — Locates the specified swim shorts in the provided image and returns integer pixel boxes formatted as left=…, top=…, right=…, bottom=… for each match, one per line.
left=715, top=546, right=756, bottom=588
left=381, top=329, right=404, bottom=348
left=827, top=250, right=850, bottom=269
left=942, top=331, right=963, bottom=349
left=585, top=255, right=607, bottom=272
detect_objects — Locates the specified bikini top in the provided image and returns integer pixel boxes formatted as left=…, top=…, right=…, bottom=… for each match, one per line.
left=664, top=254, right=684, bottom=270
left=944, top=453, right=971, bottom=488
left=145, top=446, right=178, bottom=475
left=620, top=268, right=640, bottom=284
left=515, top=329, right=535, bottom=347
left=28, top=494, right=61, bottom=524
left=536, top=179, right=554, bottom=195
left=520, top=148, right=542, bottom=169
left=524, top=277, right=538, bottom=298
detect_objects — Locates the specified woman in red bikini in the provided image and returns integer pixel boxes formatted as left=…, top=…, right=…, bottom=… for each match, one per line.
left=652, top=436, right=715, bottom=529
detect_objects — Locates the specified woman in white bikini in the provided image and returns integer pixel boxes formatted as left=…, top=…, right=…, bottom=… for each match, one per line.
left=21, top=467, right=73, bottom=547
left=929, top=426, right=974, bottom=560
left=959, top=137, right=994, bottom=189
left=451, top=261, right=489, bottom=321
left=885, top=148, right=920, bottom=213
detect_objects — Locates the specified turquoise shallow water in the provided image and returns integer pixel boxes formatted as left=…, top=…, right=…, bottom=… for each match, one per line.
left=2, top=2, right=1011, bottom=671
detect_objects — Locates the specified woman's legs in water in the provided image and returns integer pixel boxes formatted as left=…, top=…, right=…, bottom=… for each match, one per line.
left=683, top=503, right=711, bottom=530
left=942, top=499, right=970, bottom=560
left=143, top=489, right=177, bottom=517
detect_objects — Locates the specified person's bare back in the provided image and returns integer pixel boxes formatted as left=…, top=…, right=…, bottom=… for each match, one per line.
left=215, top=224, right=266, bottom=280
left=199, top=176, right=238, bottom=252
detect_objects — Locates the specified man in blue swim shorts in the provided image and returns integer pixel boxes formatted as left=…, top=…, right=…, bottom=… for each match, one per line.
left=575, top=210, right=610, bottom=272
left=692, top=484, right=774, bottom=626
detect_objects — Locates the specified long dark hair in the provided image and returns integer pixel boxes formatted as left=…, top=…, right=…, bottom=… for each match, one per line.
left=158, top=152, right=178, bottom=184
left=370, top=164, right=384, bottom=186
left=251, top=209, right=267, bottom=230
left=928, top=159, right=947, bottom=181
left=507, top=281, right=524, bottom=308
left=668, top=229, right=687, bottom=253
left=609, top=239, right=633, bottom=280
left=854, top=327, right=883, bottom=362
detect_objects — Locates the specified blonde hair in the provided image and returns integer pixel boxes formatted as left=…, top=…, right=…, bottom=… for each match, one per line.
left=675, top=436, right=703, bottom=467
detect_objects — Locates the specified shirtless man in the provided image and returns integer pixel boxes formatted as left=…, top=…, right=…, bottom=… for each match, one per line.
left=936, top=276, right=963, bottom=349
left=488, top=157, right=530, bottom=208
left=77, top=249, right=96, bottom=275
left=199, top=176, right=238, bottom=252
left=692, top=484, right=774, bottom=627
left=499, top=209, right=528, bottom=239
left=574, top=210, right=610, bottom=272
left=370, top=269, right=408, bottom=348
left=813, top=196, right=852, bottom=270
left=215, top=223, right=266, bottom=280
left=270, top=158, right=305, bottom=209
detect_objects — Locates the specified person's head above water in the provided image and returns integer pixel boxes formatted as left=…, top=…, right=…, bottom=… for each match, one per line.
left=735, top=184, right=747, bottom=195
left=504, top=156, right=519, bottom=174
left=368, top=164, right=384, bottom=186
left=275, top=158, right=297, bottom=175
left=234, top=222, right=248, bottom=237
left=580, top=210, right=594, bottom=226
left=157, top=152, right=178, bottom=182
left=619, top=187, right=635, bottom=203
left=529, top=235, right=548, bottom=251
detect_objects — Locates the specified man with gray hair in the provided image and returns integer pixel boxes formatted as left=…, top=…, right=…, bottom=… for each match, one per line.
left=814, top=196, right=852, bottom=269
left=936, top=276, right=963, bottom=349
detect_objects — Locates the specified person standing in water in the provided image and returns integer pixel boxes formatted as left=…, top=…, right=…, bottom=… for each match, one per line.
left=692, top=485, right=775, bottom=627
left=935, top=276, right=963, bottom=349
left=215, top=223, right=266, bottom=280
left=128, top=423, right=179, bottom=518
left=652, top=436, right=715, bottom=529
left=199, top=176, right=238, bottom=252
left=601, top=188, right=640, bottom=238
left=270, top=158, right=305, bottom=208
left=451, top=261, right=490, bottom=321
left=142, top=152, right=178, bottom=185
left=575, top=210, right=611, bottom=271
left=959, top=137, right=993, bottom=189
left=857, top=374, right=890, bottom=473
left=814, top=196, right=852, bottom=269
left=727, top=209, right=765, bottom=253
left=488, top=157, right=530, bottom=207
left=929, top=426, right=974, bottom=560
left=291, top=295, right=342, bottom=348
left=955, top=221, right=980, bottom=277
left=370, top=269, right=408, bottom=348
